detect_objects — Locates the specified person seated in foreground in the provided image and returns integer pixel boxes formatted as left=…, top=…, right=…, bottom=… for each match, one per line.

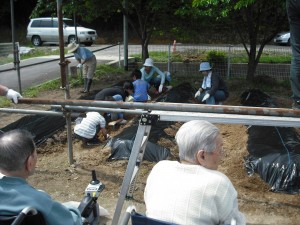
left=194, top=62, right=229, bottom=105
left=144, top=120, right=246, bottom=225
left=0, top=129, right=82, bottom=225
left=74, top=111, right=108, bottom=146
left=140, top=58, right=171, bottom=94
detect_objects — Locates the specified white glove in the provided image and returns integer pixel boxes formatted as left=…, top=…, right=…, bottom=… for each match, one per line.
left=6, top=89, right=22, bottom=104
left=202, top=93, right=210, bottom=102
left=147, top=94, right=151, bottom=101
left=194, top=90, right=201, bottom=98
left=125, top=95, right=134, bottom=102
left=77, top=63, right=83, bottom=68
left=158, top=84, right=163, bottom=93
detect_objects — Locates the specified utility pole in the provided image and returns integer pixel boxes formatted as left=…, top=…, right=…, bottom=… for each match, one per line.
left=10, top=0, right=22, bottom=94
left=123, top=0, right=128, bottom=71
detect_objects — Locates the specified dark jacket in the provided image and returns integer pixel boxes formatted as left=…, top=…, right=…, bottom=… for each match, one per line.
left=94, top=87, right=126, bottom=101
left=205, top=72, right=229, bottom=98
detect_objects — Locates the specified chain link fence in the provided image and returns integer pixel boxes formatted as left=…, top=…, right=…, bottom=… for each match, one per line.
left=124, top=44, right=292, bottom=81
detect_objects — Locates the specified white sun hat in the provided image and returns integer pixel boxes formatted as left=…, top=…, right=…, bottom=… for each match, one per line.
left=67, top=43, right=79, bottom=54
left=143, top=58, right=154, bottom=67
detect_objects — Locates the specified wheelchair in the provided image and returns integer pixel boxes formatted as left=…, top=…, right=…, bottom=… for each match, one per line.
left=119, top=206, right=178, bottom=225
left=0, top=206, right=45, bottom=225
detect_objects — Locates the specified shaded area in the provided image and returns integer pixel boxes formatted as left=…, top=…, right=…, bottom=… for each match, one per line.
left=242, top=89, right=300, bottom=194
left=0, top=114, right=66, bottom=146
left=106, top=82, right=196, bottom=162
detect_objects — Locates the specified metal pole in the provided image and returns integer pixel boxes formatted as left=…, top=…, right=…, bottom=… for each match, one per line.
left=18, top=98, right=300, bottom=118
left=227, top=44, right=232, bottom=79
left=10, top=0, right=22, bottom=94
left=123, top=0, right=128, bottom=71
left=118, top=42, right=121, bottom=68
left=168, top=44, right=171, bottom=72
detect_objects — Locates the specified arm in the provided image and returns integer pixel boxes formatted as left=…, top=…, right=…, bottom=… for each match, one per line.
left=0, top=84, right=22, bottom=103
left=153, top=66, right=166, bottom=85
left=0, top=84, right=8, bottom=96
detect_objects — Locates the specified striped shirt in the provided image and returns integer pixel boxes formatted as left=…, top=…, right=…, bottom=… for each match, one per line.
left=74, top=112, right=106, bottom=139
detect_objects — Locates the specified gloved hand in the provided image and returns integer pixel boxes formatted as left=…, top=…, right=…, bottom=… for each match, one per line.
left=158, top=84, right=163, bottom=93
left=6, top=89, right=22, bottom=104
left=147, top=94, right=151, bottom=101
left=194, top=90, right=201, bottom=98
left=125, top=95, right=134, bottom=102
left=202, top=93, right=210, bottom=102
left=77, top=63, right=83, bottom=69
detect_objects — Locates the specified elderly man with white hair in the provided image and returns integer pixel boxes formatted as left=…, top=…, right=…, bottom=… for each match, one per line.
left=144, top=120, right=246, bottom=225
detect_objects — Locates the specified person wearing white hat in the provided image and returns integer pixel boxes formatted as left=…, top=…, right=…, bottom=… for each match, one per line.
left=0, top=84, right=22, bottom=103
left=140, top=58, right=171, bottom=93
left=67, top=43, right=97, bottom=93
left=194, top=62, right=229, bottom=105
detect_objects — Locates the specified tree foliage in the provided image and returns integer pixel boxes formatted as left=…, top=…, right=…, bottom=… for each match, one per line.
left=31, top=0, right=181, bottom=62
left=191, top=0, right=288, bottom=81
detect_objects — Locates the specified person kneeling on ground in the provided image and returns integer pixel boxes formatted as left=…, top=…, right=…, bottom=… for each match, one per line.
left=130, top=69, right=150, bottom=102
left=74, top=111, right=108, bottom=146
left=140, top=58, right=171, bottom=94
left=144, top=120, right=246, bottom=225
left=104, top=95, right=127, bottom=126
left=194, top=62, right=229, bottom=105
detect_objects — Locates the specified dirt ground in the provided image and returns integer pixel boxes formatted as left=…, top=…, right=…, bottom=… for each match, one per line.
left=1, top=75, right=300, bottom=225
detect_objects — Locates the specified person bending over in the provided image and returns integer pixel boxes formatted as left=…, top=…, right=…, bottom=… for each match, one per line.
left=144, top=120, right=246, bottom=225
left=0, top=84, right=22, bottom=103
left=0, top=129, right=82, bottom=225
left=67, top=43, right=97, bottom=93
left=74, top=111, right=108, bottom=146
left=194, top=62, right=229, bottom=105
left=140, top=58, right=171, bottom=93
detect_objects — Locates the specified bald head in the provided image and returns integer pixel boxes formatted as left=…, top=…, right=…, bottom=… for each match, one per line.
left=0, top=129, right=35, bottom=172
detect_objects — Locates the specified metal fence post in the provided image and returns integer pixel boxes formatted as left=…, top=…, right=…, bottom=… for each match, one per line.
left=118, top=42, right=121, bottom=68
left=227, top=44, right=233, bottom=79
left=168, top=44, right=171, bottom=72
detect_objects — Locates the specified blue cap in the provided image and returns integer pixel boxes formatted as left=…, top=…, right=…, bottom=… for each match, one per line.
left=199, top=62, right=212, bottom=71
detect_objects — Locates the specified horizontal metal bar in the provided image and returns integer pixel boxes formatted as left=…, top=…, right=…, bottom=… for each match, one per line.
left=151, top=110, right=300, bottom=127
left=19, top=98, right=300, bottom=118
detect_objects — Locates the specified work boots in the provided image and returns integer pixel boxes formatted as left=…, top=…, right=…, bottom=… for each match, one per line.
left=80, top=78, right=88, bottom=93
left=86, top=79, right=93, bottom=93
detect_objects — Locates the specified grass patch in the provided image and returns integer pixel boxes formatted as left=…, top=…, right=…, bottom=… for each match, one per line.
left=20, top=48, right=61, bottom=60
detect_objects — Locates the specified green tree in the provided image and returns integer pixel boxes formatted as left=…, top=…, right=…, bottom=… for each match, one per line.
left=190, top=0, right=288, bottom=81
left=31, top=0, right=181, bottom=62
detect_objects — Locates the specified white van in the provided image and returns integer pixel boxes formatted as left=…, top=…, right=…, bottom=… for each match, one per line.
left=26, top=17, right=98, bottom=46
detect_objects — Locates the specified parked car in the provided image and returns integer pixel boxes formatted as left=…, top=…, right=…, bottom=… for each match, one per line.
left=26, top=17, right=98, bottom=46
left=273, top=31, right=290, bottom=46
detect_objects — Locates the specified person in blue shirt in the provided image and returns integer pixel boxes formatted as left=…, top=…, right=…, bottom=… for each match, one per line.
left=68, top=43, right=97, bottom=93
left=131, top=69, right=149, bottom=102
left=0, top=129, right=82, bottom=225
left=140, top=58, right=171, bottom=93
left=104, top=94, right=127, bottom=126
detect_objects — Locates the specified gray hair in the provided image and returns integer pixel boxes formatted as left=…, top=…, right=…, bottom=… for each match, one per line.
left=0, top=129, right=35, bottom=172
left=175, top=120, right=220, bottom=163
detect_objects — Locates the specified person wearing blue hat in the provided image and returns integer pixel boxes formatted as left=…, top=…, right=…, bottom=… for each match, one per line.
left=194, top=62, right=229, bottom=105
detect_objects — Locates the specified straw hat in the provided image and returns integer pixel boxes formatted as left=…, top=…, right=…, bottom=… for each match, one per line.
left=67, top=43, right=79, bottom=54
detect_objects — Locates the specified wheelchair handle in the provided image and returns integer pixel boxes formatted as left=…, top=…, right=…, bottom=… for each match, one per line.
left=11, top=207, right=38, bottom=225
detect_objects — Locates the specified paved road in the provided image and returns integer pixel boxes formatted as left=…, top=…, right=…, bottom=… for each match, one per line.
left=0, top=45, right=120, bottom=92
left=0, top=44, right=291, bottom=92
